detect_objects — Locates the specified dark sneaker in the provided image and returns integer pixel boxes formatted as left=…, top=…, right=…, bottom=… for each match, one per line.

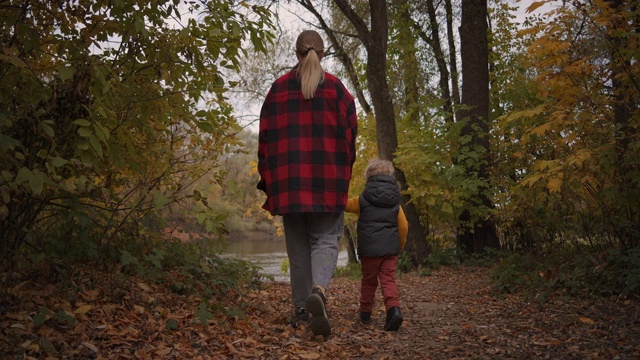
left=383, top=306, right=403, bottom=331
left=291, top=307, right=309, bottom=328
left=359, top=310, right=372, bottom=324
left=306, top=287, right=331, bottom=337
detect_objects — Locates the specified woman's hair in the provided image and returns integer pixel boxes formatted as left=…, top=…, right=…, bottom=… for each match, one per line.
left=295, top=30, right=325, bottom=100
left=364, top=159, right=395, bottom=180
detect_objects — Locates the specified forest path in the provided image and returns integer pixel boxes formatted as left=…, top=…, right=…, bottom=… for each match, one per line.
left=259, top=266, right=640, bottom=359
left=2, top=266, right=639, bottom=359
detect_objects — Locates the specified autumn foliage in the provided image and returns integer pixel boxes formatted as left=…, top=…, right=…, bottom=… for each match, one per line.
left=1, top=0, right=640, bottom=358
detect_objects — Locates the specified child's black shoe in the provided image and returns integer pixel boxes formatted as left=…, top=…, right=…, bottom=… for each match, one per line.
left=383, top=306, right=403, bottom=331
left=359, top=310, right=372, bottom=324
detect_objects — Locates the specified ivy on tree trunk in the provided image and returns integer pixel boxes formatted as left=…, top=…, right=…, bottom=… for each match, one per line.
left=457, top=0, right=499, bottom=254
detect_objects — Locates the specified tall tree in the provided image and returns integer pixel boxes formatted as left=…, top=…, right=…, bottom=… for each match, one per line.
left=445, top=0, right=461, bottom=109
left=607, top=0, right=639, bottom=247
left=410, top=0, right=455, bottom=124
left=331, top=0, right=431, bottom=264
left=457, top=0, right=499, bottom=253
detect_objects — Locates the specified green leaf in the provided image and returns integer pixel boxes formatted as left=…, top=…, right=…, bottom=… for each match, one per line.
left=93, top=122, right=110, bottom=142
left=73, top=119, right=92, bottom=127
left=15, top=167, right=33, bottom=185
left=535, top=291, right=548, bottom=304
left=29, top=171, right=45, bottom=195
left=55, top=310, right=77, bottom=325
left=58, top=66, right=75, bottom=81
left=51, top=157, right=68, bottom=168
left=165, top=319, right=179, bottom=330
left=33, top=307, right=52, bottom=327
left=0, top=185, right=9, bottom=203
left=154, top=193, right=171, bottom=208
left=78, top=139, right=90, bottom=150
left=121, top=250, right=139, bottom=266
left=200, top=262, right=211, bottom=274
left=76, top=175, right=88, bottom=192
left=38, top=121, right=55, bottom=137
left=194, top=303, right=215, bottom=327
left=88, top=134, right=103, bottom=158
left=196, top=120, right=214, bottom=133
left=78, top=127, right=93, bottom=138
left=0, top=134, right=19, bottom=152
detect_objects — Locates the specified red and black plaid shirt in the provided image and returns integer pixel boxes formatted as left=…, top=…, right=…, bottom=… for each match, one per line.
left=257, top=67, right=358, bottom=215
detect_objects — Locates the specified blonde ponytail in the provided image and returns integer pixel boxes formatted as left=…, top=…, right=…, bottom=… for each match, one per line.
left=295, top=30, right=325, bottom=100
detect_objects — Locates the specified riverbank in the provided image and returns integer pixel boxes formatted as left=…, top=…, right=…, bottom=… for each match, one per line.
left=223, top=231, right=349, bottom=282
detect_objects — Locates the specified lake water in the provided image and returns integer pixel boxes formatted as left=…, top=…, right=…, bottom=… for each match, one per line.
left=221, top=232, right=348, bottom=282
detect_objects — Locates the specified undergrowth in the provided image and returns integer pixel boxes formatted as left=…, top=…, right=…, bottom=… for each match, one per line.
left=490, top=246, right=640, bottom=301
left=334, top=262, right=361, bottom=279
left=0, top=235, right=267, bottom=325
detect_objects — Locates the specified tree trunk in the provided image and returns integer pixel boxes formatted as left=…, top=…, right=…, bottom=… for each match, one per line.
left=407, top=0, right=454, bottom=124
left=344, top=224, right=358, bottom=264
left=608, top=0, right=639, bottom=248
left=397, top=2, right=421, bottom=119
left=457, top=0, right=499, bottom=253
left=445, top=0, right=460, bottom=109
left=333, top=0, right=431, bottom=265
left=425, top=0, right=454, bottom=124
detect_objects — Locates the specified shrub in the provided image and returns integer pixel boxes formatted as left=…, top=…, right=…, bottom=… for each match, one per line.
left=490, top=247, right=640, bottom=299
left=490, top=252, right=546, bottom=295
left=334, top=262, right=361, bottom=279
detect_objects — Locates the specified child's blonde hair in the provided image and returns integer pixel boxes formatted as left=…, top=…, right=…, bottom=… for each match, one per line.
left=364, top=159, right=395, bottom=180
left=295, top=30, right=325, bottom=100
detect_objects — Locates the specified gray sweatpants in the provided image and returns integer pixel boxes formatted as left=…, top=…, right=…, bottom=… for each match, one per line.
left=282, top=212, right=343, bottom=309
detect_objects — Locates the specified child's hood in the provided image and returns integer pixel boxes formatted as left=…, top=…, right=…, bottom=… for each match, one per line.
left=361, top=175, right=400, bottom=208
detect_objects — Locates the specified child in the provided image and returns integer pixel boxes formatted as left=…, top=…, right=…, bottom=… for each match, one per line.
left=345, top=159, right=408, bottom=331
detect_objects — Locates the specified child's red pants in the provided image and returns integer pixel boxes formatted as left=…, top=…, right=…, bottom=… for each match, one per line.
left=359, top=255, right=400, bottom=312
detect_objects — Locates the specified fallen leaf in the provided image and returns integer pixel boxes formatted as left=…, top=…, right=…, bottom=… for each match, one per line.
left=137, top=282, right=152, bottom=292
left=74, top=305, right=92, bottom=314
left=578, top=316, right=595, bottom=325
left=155, top=347, right=172, bottom=356
left=298, top=351, right=321, bottom=359
left=81, top=341, right=98, bottom=352
left=362, top=347, right=377, bottom=356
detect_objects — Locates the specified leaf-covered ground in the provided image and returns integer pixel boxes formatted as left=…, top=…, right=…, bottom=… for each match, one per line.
left=2, top=266, right=639, bottom=359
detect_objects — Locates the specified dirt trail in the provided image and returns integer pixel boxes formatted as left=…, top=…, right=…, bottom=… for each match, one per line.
left=2, top=266, right=639, bottom=359
left=259, top=267, right=640, bottom=359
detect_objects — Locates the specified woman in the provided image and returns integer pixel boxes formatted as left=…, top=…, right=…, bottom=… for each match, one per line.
left=257, top=30, right=358, bottom=337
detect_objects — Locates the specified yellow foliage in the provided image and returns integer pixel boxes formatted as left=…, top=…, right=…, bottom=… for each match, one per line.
left=521, top=173, right=542, bottom=188
left=567, top=149, right=592, bottom=168
left=249, top=160, right=258, bottom=176
left=499, top=106, right=545, bottom=125
left=526, top=1, right=549, bottom=14
left=530, top=122, right=551, bottom=136
left=533, top=159, right=559, bottom=171
left=546, top=175, right=563, bottom=193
